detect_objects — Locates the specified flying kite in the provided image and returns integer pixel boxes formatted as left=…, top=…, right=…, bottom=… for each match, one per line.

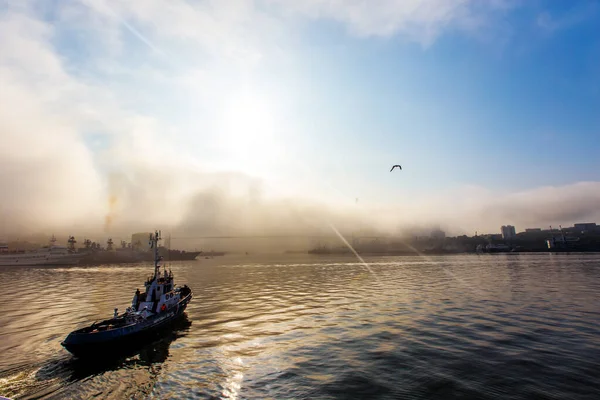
left=390, top=165, right=402, bottom=172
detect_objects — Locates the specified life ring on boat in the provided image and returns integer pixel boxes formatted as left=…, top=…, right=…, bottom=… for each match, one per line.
left=160, top=304, right=167, bottom=312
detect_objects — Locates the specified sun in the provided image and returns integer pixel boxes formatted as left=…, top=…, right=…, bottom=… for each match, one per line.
left=216, top=90, right=283, bottom=177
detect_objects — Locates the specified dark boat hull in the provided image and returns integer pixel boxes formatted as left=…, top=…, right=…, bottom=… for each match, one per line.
left=161, top=250, right=202, bottom=260
left=62, top=291, right=192, bottom=357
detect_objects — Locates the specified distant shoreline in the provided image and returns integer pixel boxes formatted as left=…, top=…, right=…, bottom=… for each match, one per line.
left=306, top=250, right=600, bottom=256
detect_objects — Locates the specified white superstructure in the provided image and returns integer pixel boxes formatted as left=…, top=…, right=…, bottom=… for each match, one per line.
left=129, top=231, right=182, bottom=317
left=0, top=236, right=83, bottom=266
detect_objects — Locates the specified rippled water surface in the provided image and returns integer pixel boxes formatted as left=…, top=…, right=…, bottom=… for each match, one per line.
left=1, top=253, right=600, bottom=399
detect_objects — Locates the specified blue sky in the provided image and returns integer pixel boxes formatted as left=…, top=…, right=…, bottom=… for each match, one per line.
left=284, top=2, right=600, bottom=194
left=2, top=0, right=600, bottom=235
left=227, top=0, right=600, bottom=208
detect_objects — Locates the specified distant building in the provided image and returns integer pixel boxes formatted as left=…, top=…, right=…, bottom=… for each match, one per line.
left=430, top=228, right=446, bottom=240
left=483, top=234, right=502, bottom=241
left=574, top=223, right=597, bottom=232
left=485, top=243, right=511, bottom=252
left=501, top=225, right=516, bottom=240
left=547, top=236, right=580, bottom=249
left=525, top=228, right=542, bottom=233
left=131, top=232, right=151, bottom=251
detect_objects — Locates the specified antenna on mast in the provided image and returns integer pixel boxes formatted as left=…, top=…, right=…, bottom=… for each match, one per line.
left=151, top=230, right=162, bottom=280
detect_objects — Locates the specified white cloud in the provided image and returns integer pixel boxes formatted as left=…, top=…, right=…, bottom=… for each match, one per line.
left=265, top=0, right=516, bottom=46
left=0, top=8, right=104, bottom=228
left=536, top=2, right=599, bottom=34
left=386, top=182, right=600, bottom=235
left=0, top=1, right=363, bottom=238
left=77, top=0, right=274, bottom=68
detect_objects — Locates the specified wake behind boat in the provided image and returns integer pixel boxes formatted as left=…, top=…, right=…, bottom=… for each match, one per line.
left=61, top=230, right=193, bottom=357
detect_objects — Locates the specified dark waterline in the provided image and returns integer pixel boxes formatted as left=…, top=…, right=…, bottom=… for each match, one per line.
left=1, top=254, right=599, bottom=399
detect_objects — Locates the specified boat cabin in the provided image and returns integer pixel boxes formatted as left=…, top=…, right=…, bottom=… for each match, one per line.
left=132, top=265, right=180, bottom=316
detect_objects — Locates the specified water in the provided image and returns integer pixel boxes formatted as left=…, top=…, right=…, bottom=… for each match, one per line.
left=1, top=253, right=599, bottom=399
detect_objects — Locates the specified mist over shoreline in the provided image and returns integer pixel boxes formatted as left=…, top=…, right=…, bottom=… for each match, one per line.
left=2, top=179, right=599, bottom=252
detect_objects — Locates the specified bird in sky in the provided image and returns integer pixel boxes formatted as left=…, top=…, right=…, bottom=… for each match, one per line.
left=390, top=165, right=402, bottom=172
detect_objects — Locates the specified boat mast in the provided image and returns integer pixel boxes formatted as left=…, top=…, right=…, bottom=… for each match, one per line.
left=67, top=236, right=77, bottom=253
left=149, top=230, right=162, bottom=280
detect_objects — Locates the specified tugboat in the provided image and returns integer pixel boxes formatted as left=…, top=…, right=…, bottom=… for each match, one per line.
left=61, top=230, right=193, bottom=357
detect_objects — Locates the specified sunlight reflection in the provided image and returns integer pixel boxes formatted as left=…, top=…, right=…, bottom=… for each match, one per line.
left=220, top=357, right=244, bottom=400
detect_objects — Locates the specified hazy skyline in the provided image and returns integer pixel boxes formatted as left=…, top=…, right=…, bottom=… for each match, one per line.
left=1, top=0, right=600, bottom=239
